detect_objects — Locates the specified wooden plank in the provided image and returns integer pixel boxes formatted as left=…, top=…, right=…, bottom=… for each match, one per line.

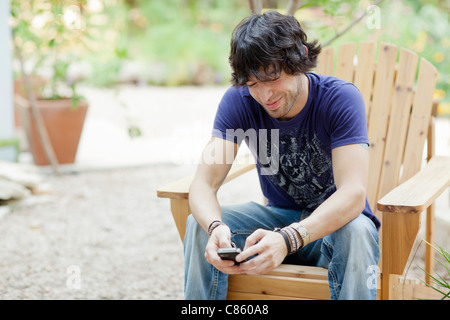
left=400, top=58, right=438, bottom=183
left=228, top=274, right=331, bottom=300
left=366, top=42, right=398, bottom=211
left=170, top=198, right=191, bottom=242
left=335, top=42, right=356, bottom=82
left=377, top=48, right=418, bottom=201
left=353, top=41, right=376, bottom=121
left=157, top=174, right=194, bottom=200
left=377, top=156, right=450, bottom=214
left=227, top=291, right=309, bottom=300
left=265, top=264, right=328, bottom=280
left=315, top=46, right=334, bottom=76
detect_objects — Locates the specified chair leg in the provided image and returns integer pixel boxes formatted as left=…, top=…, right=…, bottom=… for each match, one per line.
left=381, top=211, right=421, bottom=300
left=170, top=198, right=191, bottom=243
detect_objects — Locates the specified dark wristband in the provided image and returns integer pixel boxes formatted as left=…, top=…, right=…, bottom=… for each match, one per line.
left=273, top=227, right=291, bottom=254
left=207, top=220, right=226, bottom=237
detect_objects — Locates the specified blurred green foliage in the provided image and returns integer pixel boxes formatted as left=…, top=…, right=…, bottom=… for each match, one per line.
left=10, top=0, right=89, bottom=100
left=10, top=0, right=450, bottom=109
left=86, top=0, right=251, bottom=86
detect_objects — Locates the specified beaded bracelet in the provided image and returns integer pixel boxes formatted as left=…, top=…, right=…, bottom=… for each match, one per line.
left=284, top=227, right=299, bottom=253
left=274, top=226, right=303, bottom=255
left=207, top=220, right=226, bottom=237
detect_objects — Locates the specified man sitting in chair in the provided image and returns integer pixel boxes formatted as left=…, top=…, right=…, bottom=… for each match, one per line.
left=184, top=11, right=380, bottom=300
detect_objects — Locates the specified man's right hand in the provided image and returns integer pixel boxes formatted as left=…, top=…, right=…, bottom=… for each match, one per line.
left=204, top=224, right=241, bottom=274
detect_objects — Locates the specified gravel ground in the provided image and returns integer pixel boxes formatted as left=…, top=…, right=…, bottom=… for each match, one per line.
left=0, top=164, right=194, bottom=300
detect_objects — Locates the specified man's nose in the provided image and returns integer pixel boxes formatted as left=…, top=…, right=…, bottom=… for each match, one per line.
left=258, top=83, right=273, bottom=103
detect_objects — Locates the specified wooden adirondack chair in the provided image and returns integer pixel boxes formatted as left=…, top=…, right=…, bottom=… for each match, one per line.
left=157, top=41, right=450, bottom=300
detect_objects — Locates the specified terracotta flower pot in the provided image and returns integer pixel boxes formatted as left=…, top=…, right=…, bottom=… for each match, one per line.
left=27, top=98, right=88, bottom=166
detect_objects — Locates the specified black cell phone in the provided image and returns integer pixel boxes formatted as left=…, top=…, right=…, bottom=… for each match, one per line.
left=217, top=247, right=241, bottom=262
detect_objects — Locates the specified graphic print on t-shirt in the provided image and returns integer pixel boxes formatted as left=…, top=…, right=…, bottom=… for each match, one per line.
left=262, top=129, right=336, bottom=211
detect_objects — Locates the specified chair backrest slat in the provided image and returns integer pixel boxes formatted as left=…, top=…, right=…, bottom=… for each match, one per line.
left=353, top=42, right=376, bottom=121
left=335, top=42, right=356, bottom=82
left=400, top=58, right=438, bottom=183
left=316, top=46, right=334, bottom=76
left=377, top=48, right=418, bottom=202
left=366, top=42, right=398, bottom=210
left=314, top=42, right=437, bottom=219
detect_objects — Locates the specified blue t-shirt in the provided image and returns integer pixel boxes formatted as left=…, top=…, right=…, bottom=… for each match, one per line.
left=212, top=73, right=380, bottom=230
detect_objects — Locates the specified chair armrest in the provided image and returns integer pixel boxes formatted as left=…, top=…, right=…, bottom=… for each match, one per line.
left=156, top=160, right=256, bottom=200
left=377, top=156, right=450, bottom=213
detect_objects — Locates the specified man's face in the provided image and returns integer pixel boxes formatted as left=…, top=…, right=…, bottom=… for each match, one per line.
left=246, top=70, right=307, bottom=121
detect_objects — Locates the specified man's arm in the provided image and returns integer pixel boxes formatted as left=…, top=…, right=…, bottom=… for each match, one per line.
left=237, top=143, right=369, bottom=274
left=296, top=143, right=369, bottom=241
left=189, top=136, right=238, bottom=231
left=189, top=136, right=241, bottom=273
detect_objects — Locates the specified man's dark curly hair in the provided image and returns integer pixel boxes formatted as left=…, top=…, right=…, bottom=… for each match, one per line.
left=229, top=11, right=321, bottom=87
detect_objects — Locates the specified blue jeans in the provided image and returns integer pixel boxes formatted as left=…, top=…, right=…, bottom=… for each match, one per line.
left=184, top=201, right=380, bottom=300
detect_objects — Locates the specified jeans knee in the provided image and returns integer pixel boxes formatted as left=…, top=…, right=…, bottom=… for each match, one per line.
left=327, top=214, right=379, bottom=259
left=341, top=215, right=377, bottom=241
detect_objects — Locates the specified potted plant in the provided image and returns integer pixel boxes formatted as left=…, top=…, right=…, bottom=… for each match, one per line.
left=10, top=0, right=90, bottom=166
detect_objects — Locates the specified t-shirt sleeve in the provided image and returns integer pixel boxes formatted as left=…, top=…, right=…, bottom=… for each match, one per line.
left=326, top=83, right=369, bottom=149
left=212, top=87, right=250, bottom=145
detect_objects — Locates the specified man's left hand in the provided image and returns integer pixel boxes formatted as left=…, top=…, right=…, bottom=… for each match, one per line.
left=235, top=229, right=288, bottom=275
